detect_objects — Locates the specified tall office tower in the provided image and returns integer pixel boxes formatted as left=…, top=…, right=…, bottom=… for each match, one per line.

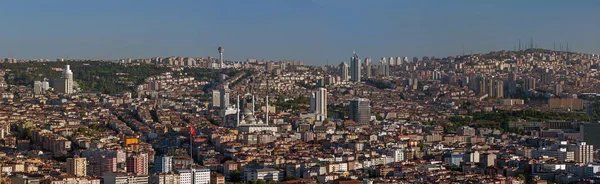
left=382, top=62, right=390, bottom=77
left=403, top=57, right=409, bottom=64
left=176, top=167, right=211, bottom=184
left=388, top=57, right=395, bottom=66
left=220, top=84, right=230, bottom=109
left=380, top=57, right=387, bottom=65
left=506, top=72, right=518, bottom=95
left=155, top=156, right=173, bottom=173
left=476, top=76, right=486, bottom=95
left=309, top=93, right=316, bottom=113
left=218, top=46, right=224, bottom=69
left=126, top=153, right=148, bottom=176
left=364, top=57, right=372, bottom=66
left=493, top=80, right=504, bottom=98
left=541, top=69, right=553, bottom=84
left=339, top=62, right=349, bottom=81
left=350, top=52, right=361, bottom=82
left=350, top=98, right=371, bottom=124
left=486, top=78, right=494, bottom=97
left=212, top=90, right=221, bottom=108
left=468, top=74, right=478, bottom=91
left=62, top=65, right=74, bottom=94
left=524, top=77, right=536, bottom=91
left=311, top=88, right=327, bottom=121
left=554, top=82, right=563, bottom=96
left=364, top=57, right=372, bottom=78
left=396, top=57, right=403, bottom=66
left=67, top=157, right=86, bottom=177
left=580, top=124, right=600, bottom=150
left=572, top=142, right=594, bottom=164
left=412, top=57, right=419, bottom=63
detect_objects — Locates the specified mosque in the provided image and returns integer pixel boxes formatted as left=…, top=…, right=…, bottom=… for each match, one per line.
left=225, top=94, right=277, bottom=133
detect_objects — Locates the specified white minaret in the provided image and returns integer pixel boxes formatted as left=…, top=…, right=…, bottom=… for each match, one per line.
left=236, top=95, right=240, bottom=126
left=252, top=95, right=255, bottom=113
left=62, top=65, right=73, bottom=94
left=218, top=46, right=224, bottom=69
left=266, top=95, right=269, bottom=124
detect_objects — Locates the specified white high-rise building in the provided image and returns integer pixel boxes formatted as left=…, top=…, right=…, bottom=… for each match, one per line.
left=364, top=57, right=372, bottom=78
left=177, top=167, right=210, bottom=184
left=311, top=88, right=327, bottom=121
left=403, top=57, right=409, bottom=64
left=61, top=65, right=74, bottom=94
left=380, top=57, right=387, bottom=65
left=212, top=90, right=221, bottom=108
left=572, top=142, right=594, bottom=164
left=338, top=62, right=349, bottom=81
left=33, top=81, right=44, bottom=95
left=220, top=84, right=230, bottom=109
left=244, top=168, right=283, bottom=183
left=393, top=149, right=405, bottom=162
left=388, top=57, right=395, bottom=66
left=364, top=57, right=372, bottom=66
left=396, top=57, right=402, bottom=65
left=350, top=52, right=361, bottom=82
left=155, top=156, right=173, bottom=173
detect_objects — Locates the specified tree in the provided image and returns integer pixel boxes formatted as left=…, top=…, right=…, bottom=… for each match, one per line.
left=375, top=114, right=384, bottom=121
left=282, top=176, right=298, bottom=181
left=230, top=170, right=242, bottom=182
left=518, top=174, right=526, bottom=181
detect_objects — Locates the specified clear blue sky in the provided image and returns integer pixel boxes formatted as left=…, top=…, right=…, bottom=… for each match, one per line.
left=1, top=0, right=599, bottom=65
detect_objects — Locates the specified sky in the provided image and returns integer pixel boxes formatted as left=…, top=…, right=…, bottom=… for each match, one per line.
left=0, top=0, right=599, bottom=65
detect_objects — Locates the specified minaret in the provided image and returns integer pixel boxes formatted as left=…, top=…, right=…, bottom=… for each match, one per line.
left=252, top=95, right=255, bottom=113
left=236, top=95, right=240, bottom=126
left=266, top=95, right=269, bottom=124
left=218, top=46, right=224, bottom=69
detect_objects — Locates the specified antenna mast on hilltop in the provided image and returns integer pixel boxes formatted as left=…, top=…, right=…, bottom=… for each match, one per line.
left=530, top=37, right=533, bottom=49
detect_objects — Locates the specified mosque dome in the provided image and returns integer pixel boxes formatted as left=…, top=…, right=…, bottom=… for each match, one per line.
left=245, top=115, right=257, bottom=124
left=242, top=108, right=253, bottom=116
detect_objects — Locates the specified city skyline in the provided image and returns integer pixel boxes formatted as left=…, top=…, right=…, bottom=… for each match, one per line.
left=1, top=1, right=599, bottom=64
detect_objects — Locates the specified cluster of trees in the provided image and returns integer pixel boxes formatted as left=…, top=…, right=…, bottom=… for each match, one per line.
left=446, top=109, right=590, bottom=133
left=274, top=96, right=310, bottom=112
left=588, top=101, right=600, bottom=120
left=179, top=68, right=244, bottom=81
left=0, top=62, right=169, bottom=94
left=364, top=79, right=393, bottom=89
left=296, top=81, right=317, bottom=90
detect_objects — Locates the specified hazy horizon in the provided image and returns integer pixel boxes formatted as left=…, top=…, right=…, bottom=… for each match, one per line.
left=1, top=0, right=599, bottom=64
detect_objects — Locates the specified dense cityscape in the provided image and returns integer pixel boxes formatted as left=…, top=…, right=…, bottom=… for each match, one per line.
left=0, top=45, right=599, bottom=184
